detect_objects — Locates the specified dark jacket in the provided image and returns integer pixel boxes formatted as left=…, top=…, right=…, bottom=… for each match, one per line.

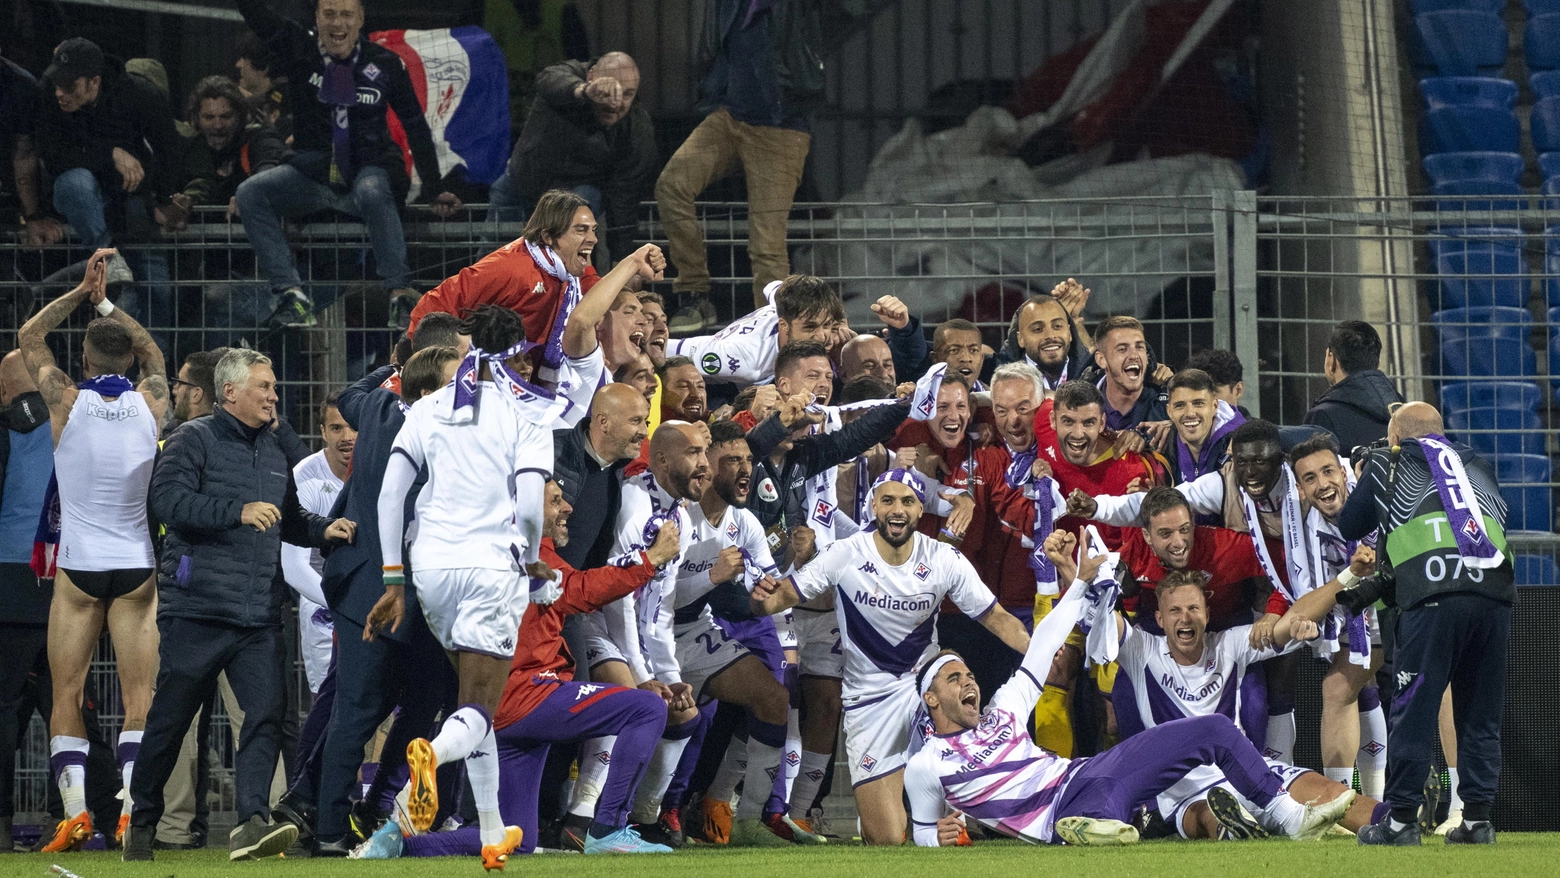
left=236, top=0, right=444, bottom=199
left=150, top=406, right=333, bottom=628
left=745, top=398, right=912, bottom=530
left=179, top=123, right=288, bottom=205
left=322, top=366, right=426, bottom=638
left=31, top=56, right=180, bottom=203
left=1304, top=369, right=1403, bottom=455
left=696, top=0, right=826, bottom=124
left=551, top=418, right=629, bottom=570
left=509, top=59, right=657, bottom=260
left=884, top=317, right=931, bottom=384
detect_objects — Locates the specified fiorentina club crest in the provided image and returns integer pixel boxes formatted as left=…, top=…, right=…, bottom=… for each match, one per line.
left=913, top=562, right=932, bottom=581
left=814, top=499, right=834, bottom=525
left=1462, top=517, right=1484, bottom=543
left=859, top=754, right=877, bottom=772
left=727, top=521, right=739, bottom=540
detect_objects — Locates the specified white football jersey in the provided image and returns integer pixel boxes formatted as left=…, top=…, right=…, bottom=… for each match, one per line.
left=674, top=502, right=778, bottom=618
left=550, top=347, right=608, bottom=428
left=602, top=470, right=695, bottom=684
left=790, top=532, right=997, bottom=700
left=391, top=380, right=554, bottom=572
left=1116, top=624, right=1298, bottom=734
left=666, top=305, right=779, bottom=386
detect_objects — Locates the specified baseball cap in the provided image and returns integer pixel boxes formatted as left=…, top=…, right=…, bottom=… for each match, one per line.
left=44, top=38, right=105, bottom=87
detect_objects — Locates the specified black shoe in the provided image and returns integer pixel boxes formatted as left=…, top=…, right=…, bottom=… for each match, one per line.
left=348, top=799, right=381, bottom=841
left=266, top=288, right=316, bottom=329
left=536, top=817, right=564, bottom=851
left=313, top=835, right=356, bottom=857
left=560, top=814, right=591, bottom=852
left=229, top=815, right=298, bottom=861
left=1208, top=787, right=1270, bottom=840
left=1446, top=821, right=1497, bottom=844
left=1420, top=769, right=1443, bottom=835
left=635, top=816, right=684, bottom=850
left=1358, top=819, right=1421, bottom=846
left=152, top=839, right=199, bottom=850
left=122, top=825, right=154, bottom=862
left=284, top=839, right=313, bottom=858
left=272, top=795, right=317, bottom=841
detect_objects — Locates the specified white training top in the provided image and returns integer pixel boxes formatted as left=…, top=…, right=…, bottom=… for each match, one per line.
left=282, top=450, right=342, bottom=608
left=552, top=346, right=609, bottom=429
left=55, top=387, right=157, bottom=571
left=673, top=502, right=779, bottom=619
left=1115, top=623, right=1297, bottom=734
left=604, top=470, right=695, bottom=684
left=790, top=531, right=998, bottom=701
left=387, top=380, right=554, bottom=571
left=666, top=304, right=779, bottom=386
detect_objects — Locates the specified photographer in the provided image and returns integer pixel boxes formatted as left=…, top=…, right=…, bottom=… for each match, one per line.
left=1336, top=402, right=1513, bottom=846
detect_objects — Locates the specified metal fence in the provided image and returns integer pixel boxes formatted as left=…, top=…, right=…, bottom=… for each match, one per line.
left=6, top=189, right=1559, bottom=832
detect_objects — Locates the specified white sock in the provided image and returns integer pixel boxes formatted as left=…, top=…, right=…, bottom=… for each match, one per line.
left=1263, top=712, right=1296, bottom=763
left=1359, top=768, right=1385, bottom=800
left=119, top=729, right=143, bottom=816
left=707, top=736, right=747, bottom=804
left=1448, top=767, right=1465, bottom=812
left=631, top=737, right=689, bottom=823
left=430, top=706, right=490, bottom=765
left=738, top=739, right=782, bottom=820
left=568, top=736, right=615, bottom=818
left=464, top=725, right=505, bottom=847
left=50, top=735, right=90, bottom=818
left=1323, top=767, right=1354, bottom=788
left=788, top=751, right=831, bottom=821
left=1260, top=792, right=1307, bottom=837
left=1357, top=706, right=1387, bottom=799
left=782, top=709, right=801, bottom=804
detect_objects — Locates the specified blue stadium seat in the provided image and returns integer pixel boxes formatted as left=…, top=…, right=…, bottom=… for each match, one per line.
left=1440, top=380, right=1543, bottom=414
left=1540, top=151, right=1560, bottom=182
left=1431, top=179, right=1526, bottom=212
left=1512, top=553, right=1560, bottom=585
left=1532, top=97, right=1560, bottom=154
left=1432, top=306, right=1536, bottom=377
left=1535, top=70, right=1560, bottom=99
left=1422, top=151, right=1524, bottom=185
left=1419, top=107, right=1521, bottom=154
left=1490, top=453, right=1553, bottom=532
left=1419, top=76, right=1517, bottom=109
left=1447, top=406, right=1546, bottom=455
left=1416, top=11, right=1510, bottom=76
left=1434, top=241, right=1528, bottom=308
left=1546, top=230, right=1560, bottom=306
left=1427, top=225, right=1525, bottom=262
left=1530, top=0, right=1560, bottom=18
left=1412, top=0, right=1507, bottom=10
left=1528, top=14, right=1560, bottom=71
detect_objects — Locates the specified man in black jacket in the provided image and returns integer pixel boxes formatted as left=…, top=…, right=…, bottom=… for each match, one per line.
left=234, top=0, right=464, bottom=330
left=489, top=53, right=657, bottom=264
left=553, top=383, right=650, bottom=570
left=1304, top=320, right=1404, bottom=455
left=125, top=348, right=354, bottom=863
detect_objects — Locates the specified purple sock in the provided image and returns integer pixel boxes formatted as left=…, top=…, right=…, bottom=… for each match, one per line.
left=1371, top=800, right=1390, bottom=825
left=1358, top=684, right=1381, bottom=712
left=403, top=826, right=481, bottom=857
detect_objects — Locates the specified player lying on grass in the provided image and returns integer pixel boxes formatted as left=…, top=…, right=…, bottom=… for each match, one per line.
left=902, top=535, right=1356, bottom=847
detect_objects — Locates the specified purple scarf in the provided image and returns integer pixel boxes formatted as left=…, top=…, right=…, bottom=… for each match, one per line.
left=524, top=240, right=583, bottom=371
left=78, top=374, right=135, bottom=397
left=1418, top=435, right=1504, bottom=568
left=438, top=341, right=571, bottom=426
left=318, top=49, right=359, bottom=186
left=1005, top=447, right=1058, bottom=596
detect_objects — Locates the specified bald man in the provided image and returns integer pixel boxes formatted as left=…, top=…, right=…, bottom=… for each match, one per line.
left=553, top=384, right=652, bottom=570
left=490, top=51, right=658, bottom=263
left=840, top=334, right=895, bottom=386
left=1339, top=401, right=1514, bottom=847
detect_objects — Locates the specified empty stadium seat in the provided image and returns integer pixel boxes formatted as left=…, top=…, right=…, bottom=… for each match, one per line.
left=1491, top=453, right=1554, bottom=532
left=1530, top=0, right=1560, bottom=18
left=1434, top=240, right=1529, bottom=308
left=1419, top=107, right=1522, bottom=154
left=1533, top=69, right=1560, bottom=99
left=1432, top=306, right=1536, bottom=377
left=1527, top=14, right=1560, bottom=71
left=1546, top=230, right=1560, bottom=306
left=1447, top=406, right=1546, bottom=455
left=1419, top=76, right=1517, bottom=109
left=1512, top=553, right=1560, bottom=585
left=1422, top=151, right=1524, bottom=185
left=1440, top=379, right=1543, bottom=414
left=1413, top=0, right=1508, bottom=11
left=1533, top=97, right=1560, bottom=155
left=1427, top=225, right=1526, bottom=261
left=1541, top=152, right=1560, bottom=182
left=1416, top=11, right=1510, bottom=76
left=1431, top=179, right=1527, bottom=212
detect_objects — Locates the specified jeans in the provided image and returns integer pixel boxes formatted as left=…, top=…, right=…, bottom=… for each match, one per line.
left=52, top=167, right=112, bottom=249
left=485, top=175, right=603, bottom=232
left=235, top=163, right=410, bottom=298
left=654, top=107, right=810, bottom=306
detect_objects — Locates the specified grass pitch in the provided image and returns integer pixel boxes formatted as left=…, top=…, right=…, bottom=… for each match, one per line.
left=33, top=833, right=1560, bottom=878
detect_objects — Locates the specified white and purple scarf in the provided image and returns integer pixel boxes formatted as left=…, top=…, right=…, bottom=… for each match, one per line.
left=1240, top=465, right=1311, bottom=606
left=1303, top=455, right=1372, bottom=667
left=1418, top=434, right=1504, bottom=569
left=1174, top=399, right=1244, bottom=481
left=909, top=363, right=947, bottom=422
left=436, top=341, right=572, bottom=426
left=1004, top=446, right=1059, bottom=596
left=1078, top=525, right=1122, bottom=667
left=525, top=239, right=584, bottom=371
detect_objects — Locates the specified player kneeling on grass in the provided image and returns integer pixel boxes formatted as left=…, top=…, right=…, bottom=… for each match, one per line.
left=902, top=535, right=1356, bottom=847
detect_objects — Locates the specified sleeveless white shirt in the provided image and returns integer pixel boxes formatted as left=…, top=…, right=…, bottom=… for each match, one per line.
left=54, top=388, right=158, bottom=571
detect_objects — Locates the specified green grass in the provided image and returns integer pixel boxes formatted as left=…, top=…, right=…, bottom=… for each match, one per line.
left=32, top=834, right=1560, bottom=878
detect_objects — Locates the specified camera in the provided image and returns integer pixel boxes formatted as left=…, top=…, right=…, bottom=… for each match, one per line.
left=1350, top=437, right=1390, bottom=470
left=1336, top=571, right=1396, bottom=615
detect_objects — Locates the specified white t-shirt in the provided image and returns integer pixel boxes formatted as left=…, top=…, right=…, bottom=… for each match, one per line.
left=1116, top=624, right=1298, bottom=734
left=666, top=304, right=779, bottom=386
left=55, top=388, right=157, bottom=571
left=790, top=532, right=998, bottom=700
left=551, top=346, right=609, bottom=428
left=605, top=470, right=695, bottom=684
left=390, top=380, right=554, bottom=571
left=674, top=502, right=779, bottom=621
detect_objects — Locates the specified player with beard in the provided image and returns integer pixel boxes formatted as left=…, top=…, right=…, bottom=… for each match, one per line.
left=748, top=471, right=1031, bottom=846
left=662, top=421, right=814, bottom=846
left=997, top=283, right=1094, bottom=392
left=1082, top=316, right=1170, bottom=449
left=659, top=357, right=708, bottom=424
left=904, top=543, right=1355, bottom=848
left=667, top=275, right=847, bottom=387
left=567, top=422, right=706, bottom=848
left=282, top=394, right=356, bottom=697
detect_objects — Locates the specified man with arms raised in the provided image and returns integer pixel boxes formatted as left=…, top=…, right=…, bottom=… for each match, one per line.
left=748, top=470, right=1031, bottom=845
left=903, top=539, right=1353, bottom=848
left=20, top=250, right=168, bottom=851
left=667, top=275, right=846, bottom=387
left=1084, top=316, right=1168, bottom=444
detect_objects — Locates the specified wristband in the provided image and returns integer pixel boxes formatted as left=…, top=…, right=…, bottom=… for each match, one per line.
left=95, top=299, right=116, bottom=317
left=382, top=565, right=405, bottom=587
left=1336, top=568, right=1360, bottom=589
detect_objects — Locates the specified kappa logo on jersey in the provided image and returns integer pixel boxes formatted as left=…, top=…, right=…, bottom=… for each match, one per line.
left=859, top=753, right=877, bottom=772
left=757, top=478, right=779, bottom=502
left=857, top=562, right=880, bottom=576
left=913, top=562, right=932, bottom=581
left=498, top=636, right=514, bottom=652
left=813, top=500, right=834, bottom=525
left=701, top=352, right=722, bottom=375
left=1397, top=669, right=1418, bottom=692
left=574, top=684, right=605, bottom=701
